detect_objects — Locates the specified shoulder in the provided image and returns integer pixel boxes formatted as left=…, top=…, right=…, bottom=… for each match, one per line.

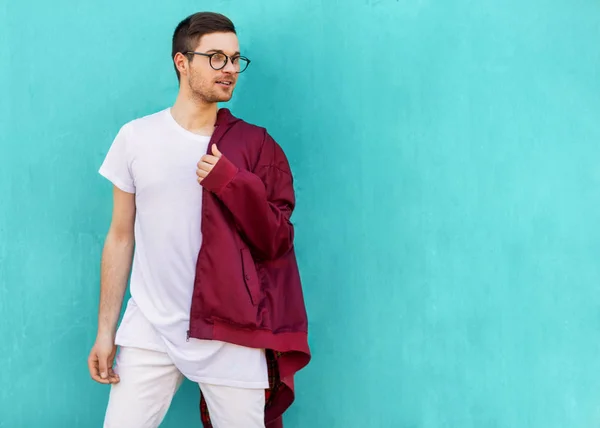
left=110, top=109, right=168, bottom=154
left=120, top=109, right=168, bottom=135
left=230, top=115, right=280, bottom=148
left=231, top=117, right=268, bottom=141
left=233, top=118, right=290, bottom=170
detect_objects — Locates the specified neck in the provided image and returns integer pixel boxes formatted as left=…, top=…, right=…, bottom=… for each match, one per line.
left=170, top=89, right=218, bottom=136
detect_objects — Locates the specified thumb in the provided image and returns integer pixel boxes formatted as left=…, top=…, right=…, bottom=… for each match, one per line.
left=99, top=355, right=109, bottom=379
left=211, top=144, right=222, bottom=158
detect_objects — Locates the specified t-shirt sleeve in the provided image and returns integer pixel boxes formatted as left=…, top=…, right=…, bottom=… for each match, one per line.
left=98, top=124, right=135, bottom=194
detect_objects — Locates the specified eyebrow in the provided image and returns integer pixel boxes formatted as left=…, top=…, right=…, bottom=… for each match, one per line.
left=206, top=49, right=241, bottom=56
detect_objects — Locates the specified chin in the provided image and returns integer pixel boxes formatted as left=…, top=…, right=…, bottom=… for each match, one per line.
left=217, top=92, right=235, bottom=103
left=209, top=96, right=230, bottom=103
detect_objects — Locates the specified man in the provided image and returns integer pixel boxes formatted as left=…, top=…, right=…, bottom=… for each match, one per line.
left=87, top=11, right=310, bottom=428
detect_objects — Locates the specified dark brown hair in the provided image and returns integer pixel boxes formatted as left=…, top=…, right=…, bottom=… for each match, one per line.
left=171, top=12, right=236, bottom=81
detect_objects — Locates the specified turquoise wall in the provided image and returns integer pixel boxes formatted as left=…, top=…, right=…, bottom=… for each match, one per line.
left=2, top=0, right=600, bottom=426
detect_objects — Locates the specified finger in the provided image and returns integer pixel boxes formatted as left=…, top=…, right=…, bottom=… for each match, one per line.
left=200, top=156, right=218, bottom=166
left=197, top=162, right=213, bottom=172
left=200, top=155, right=219, bottom=165
left=88, top=353, right=110, bottom=384
left=98, top=354, right=109, bottom=380
left=211, top=145, right=222, bottom=158
left=196, top=169, right=209, bottom=179
left=107, top=346, right=120, bottom=383
left=108, top=368, right=120, bottom=384
left=87, top=352, right=96, bottom=376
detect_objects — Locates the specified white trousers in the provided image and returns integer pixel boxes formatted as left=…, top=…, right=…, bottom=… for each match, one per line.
left=103, top=347, right=266, bottom=428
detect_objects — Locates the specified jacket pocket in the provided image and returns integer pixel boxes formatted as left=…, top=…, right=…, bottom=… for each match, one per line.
left=241, top=248, right=261, bottom=306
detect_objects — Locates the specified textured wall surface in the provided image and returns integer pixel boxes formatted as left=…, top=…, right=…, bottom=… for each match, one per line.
left=2, top=0, right=600, bottom=427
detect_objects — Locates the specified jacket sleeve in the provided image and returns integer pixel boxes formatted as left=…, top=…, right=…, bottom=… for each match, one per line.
left=200, top=130, right=295, bottom=261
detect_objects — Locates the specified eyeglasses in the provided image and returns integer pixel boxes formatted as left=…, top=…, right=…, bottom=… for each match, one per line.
left=185, top=51, right=251, bottom=73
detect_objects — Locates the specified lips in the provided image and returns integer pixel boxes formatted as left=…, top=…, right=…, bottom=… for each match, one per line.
left=216, top=80, right=233, bottom=86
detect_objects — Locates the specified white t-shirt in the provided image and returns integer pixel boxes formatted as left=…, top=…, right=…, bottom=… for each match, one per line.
left=98, top=108, right=269, bottom=389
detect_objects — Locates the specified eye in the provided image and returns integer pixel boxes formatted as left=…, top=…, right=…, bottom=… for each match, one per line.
left=213, top=53, right=227, bottom=62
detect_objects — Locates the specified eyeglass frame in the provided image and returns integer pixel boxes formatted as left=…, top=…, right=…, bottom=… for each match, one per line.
left=185, top=51, right=251, bottom=73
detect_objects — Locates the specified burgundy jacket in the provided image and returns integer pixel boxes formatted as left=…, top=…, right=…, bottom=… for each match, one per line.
left=188, top=108, right=310, bottom=427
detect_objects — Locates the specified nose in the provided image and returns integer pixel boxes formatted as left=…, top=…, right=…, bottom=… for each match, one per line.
left=222, top=59, right=237, bottom=73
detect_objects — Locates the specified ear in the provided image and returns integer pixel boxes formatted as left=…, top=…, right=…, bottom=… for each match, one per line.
left=173, top=52, right=189, bottom=79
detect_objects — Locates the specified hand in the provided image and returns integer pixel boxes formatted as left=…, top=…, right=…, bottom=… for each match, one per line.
left=87, top=335, right=120, bottom=385
left=197, top=145, right=222, bottom=184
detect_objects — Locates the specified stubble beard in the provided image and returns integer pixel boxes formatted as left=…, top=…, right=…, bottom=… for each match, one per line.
left=188, top=75, right=233, bottom=104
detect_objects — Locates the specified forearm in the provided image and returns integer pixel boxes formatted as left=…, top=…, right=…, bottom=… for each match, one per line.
left=202, top=156, right=295, bottom=260
left=97, top=232, right=134, bottom=339
left=218, top=168, right=294, bottom=259
left=199, top=132, right=296, bottom=259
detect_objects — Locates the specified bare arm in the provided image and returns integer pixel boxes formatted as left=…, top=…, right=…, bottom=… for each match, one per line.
left=88, top=185, right=135, bottom=384
left=97, top=185, right=135, bottom=338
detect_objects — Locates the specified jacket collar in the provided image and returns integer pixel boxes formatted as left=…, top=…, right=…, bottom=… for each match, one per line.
left=207, top=108, right=242, bottom=153
left=216, top=108, right=241, bottom=127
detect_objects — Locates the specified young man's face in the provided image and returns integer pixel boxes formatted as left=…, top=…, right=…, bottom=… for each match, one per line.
left=186, top=32, right=241, bottom=104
